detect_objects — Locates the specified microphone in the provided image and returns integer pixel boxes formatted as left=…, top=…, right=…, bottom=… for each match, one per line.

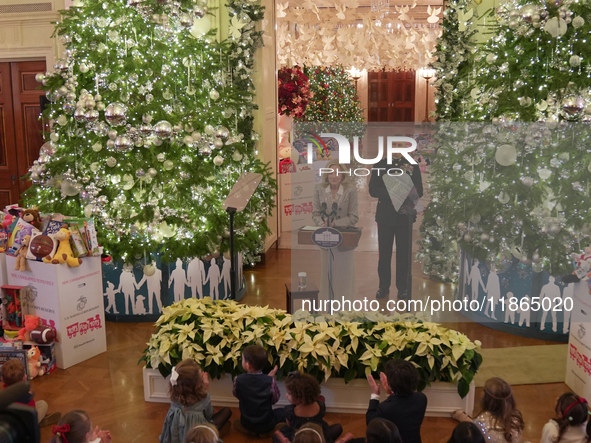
left=320, top=202, right=328, bottom=224
left=330, top=202, right=338, bottom=224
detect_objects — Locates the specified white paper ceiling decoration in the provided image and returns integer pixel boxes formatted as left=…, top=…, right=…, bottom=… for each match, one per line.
left=276, top=0, right=442, bottom=72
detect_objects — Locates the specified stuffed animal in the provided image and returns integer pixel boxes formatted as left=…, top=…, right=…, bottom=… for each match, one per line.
left=43, top=227, right=82, bottom=267
left=26, top=346, right=45, bottom=379
left=21, top=208, right=42, bottom=231
left=2, top=214, right=15, bottom=231
left=18, top=315, right=40, bottom=342
left=13, top=235, right=30, bottom=272
left=563, top=246, right=591, bottom=284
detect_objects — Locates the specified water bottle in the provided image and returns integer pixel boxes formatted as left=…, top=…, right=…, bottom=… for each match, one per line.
left=298, top=272, right=307, bottom=290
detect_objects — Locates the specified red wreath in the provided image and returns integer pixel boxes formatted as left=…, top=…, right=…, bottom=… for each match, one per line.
left=278, top=66, right=313, bottom=119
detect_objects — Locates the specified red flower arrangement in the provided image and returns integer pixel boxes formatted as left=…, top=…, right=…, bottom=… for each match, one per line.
left=278, top=66, right=313, bottom=119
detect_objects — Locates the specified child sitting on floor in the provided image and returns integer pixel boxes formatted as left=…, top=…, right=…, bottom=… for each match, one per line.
left=366, top=359, right=427, bottom=443
left=49, top=409, right=112, bottom=443
left=540, top=393, right=588, bottom=443
left=183, top=423, right=220, bottom=443
left=1, top=357, right=61, bottom=427
left=276, top=423, right=353, bottom=443
left=473, top=377, right=524, bottom=443
left=233, top=344, right=285, bottom=437
left=160, top=359, right=232, bottom=443
left=348, top=418, right=403, bottom=443
left=274, top=372, right=343, bottom=443
left=448, top=422, right=485, bottom=443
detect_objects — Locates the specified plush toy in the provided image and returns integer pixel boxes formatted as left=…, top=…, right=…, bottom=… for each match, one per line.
left=563, top=246, right=591, bottom=284
left=43, top=227, right=82, bottom=267
left=18, top=315, right=40, bottom=342
left=26, top=346, right=45, bottom=379
left=2, top=214, right=15, bottom=231
left=21, top=208, right=42, bottom=231
left=13, top=235, right=30, bottom=272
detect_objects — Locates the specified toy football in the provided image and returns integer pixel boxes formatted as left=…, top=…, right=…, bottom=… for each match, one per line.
left=30, top=326, right=56, bottom=344
left=29, top=235, right=54, bottom=258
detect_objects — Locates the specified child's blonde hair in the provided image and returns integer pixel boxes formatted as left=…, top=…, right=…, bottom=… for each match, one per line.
left=294, top=423, right=326, bottom=443
left=169, top=359, right=208, bottom=407
left=184, top=423, right=219, bottom=443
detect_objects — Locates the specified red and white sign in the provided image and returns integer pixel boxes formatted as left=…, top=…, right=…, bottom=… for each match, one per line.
left=566, top=281, right=591, bottom=397
left=279, top=170, right=315, bottom=232
left=6, top=255, right=106, bottom=369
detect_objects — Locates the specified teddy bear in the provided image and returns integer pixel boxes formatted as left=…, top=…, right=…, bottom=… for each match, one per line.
left=26, top=346, right=45, bottom=379
left=13, top=235, right=30, bottom=272
left=18, top=315, right=40, bottom=342
left=43, top=227, right=82, bottom=267
left=21, top=208, right=42, bottom=231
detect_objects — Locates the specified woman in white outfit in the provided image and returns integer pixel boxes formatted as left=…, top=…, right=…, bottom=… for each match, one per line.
left=312, top=160, right=359, bottom=310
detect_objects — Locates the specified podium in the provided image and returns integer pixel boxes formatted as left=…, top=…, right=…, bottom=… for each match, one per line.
left=297, top=228, right=362, bottom=250
left=297, top=227, right=362, bottom=313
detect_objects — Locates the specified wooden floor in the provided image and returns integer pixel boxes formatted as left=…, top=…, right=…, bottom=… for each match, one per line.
left=34, top=249, right=566, bottom=443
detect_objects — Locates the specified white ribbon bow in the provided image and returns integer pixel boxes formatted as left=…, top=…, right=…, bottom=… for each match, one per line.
left=170, top=366, right=179, bottom=386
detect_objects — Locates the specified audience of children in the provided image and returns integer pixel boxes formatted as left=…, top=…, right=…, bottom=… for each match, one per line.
left=35, top=351, right=591, bottom=443
left=274, top=372, right=343, bottom=443
left=233, top=344, right=285, bottom=437
left=366, top=359, right=428, bottom=443
left=49, top=409, right=112, bottom=443
left=540, top=393, right=589, bottom=443
left=160, top=358, right=232, bottom=443
left=1, top=357, right=61, bottom=427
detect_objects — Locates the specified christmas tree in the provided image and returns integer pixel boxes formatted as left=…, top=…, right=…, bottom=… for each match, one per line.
left=418, top=0, right=591, bottom=280
left=296, top=65, right=365, bottom=139
left=26, top=0, right=275, bottom=265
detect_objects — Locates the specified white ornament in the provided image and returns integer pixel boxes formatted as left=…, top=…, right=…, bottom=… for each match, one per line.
left=543, top=17, right=568, bottom=37
left=143, top=264, right=156, bottom=276
left=213, top=155, right=224, bottom=166
left=495, top=145, right=517, bottom=166
left=538, top=168, right=552, bottom=180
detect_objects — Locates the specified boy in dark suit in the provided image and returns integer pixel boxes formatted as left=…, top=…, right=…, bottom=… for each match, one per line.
left=366, top=359, right=428, bottom=443
left=233, top=345, right=285, bottom=437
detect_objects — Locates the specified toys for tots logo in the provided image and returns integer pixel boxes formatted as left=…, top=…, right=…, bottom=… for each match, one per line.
left=66, top=314, right=102, bottom=339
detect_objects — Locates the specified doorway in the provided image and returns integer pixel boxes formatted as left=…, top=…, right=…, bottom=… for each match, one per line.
left=0, top=60, right=46, bottom=207
left=368, top=70, right=416, bottom=122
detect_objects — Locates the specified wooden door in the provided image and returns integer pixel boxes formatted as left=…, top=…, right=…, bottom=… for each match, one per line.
left=368, top=71, right=391, bottom=122
left=0, top=63, right=19, bottom=209
left=368, top=70, right=416, bottom=122
left=11, top=60, right=46, bottom=195
left=391, top=70, right=415, bottom=122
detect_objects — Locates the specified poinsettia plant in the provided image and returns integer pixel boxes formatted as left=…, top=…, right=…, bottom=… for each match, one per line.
left=278, top=66, right=312, bottom=118
left=141, top=298, right=482, bottom=397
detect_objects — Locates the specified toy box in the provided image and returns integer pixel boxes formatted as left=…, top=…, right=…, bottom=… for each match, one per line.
left=7, top=256, right=106, bottom=369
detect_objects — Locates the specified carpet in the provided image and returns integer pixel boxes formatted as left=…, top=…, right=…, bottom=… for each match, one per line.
left=474, top=344, right=567, bottom=387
